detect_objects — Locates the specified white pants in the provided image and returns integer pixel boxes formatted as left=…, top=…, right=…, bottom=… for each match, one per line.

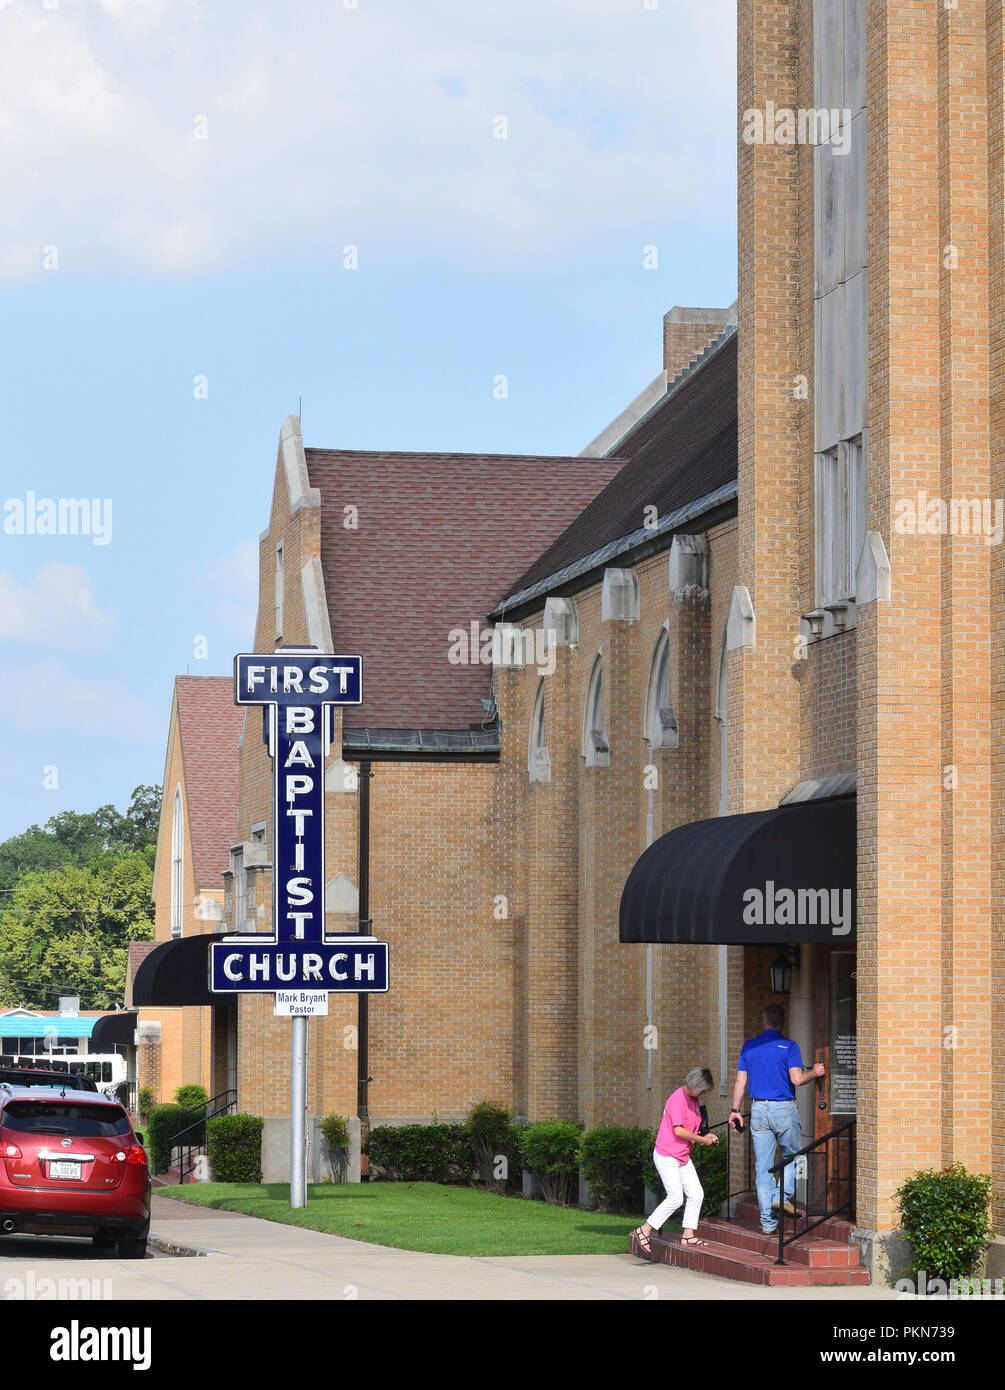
left=649, top=1150, right=704, bottom=1231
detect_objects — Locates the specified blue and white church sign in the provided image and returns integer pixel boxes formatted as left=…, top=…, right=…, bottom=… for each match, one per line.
left=210, top=649, right=389, bottom=997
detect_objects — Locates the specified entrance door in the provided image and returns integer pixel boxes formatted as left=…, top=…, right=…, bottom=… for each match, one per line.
left=811, top=946, right=856, bottom=1214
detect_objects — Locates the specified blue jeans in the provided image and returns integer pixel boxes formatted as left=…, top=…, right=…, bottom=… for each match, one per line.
left=750, top=1100, right=800, bottom=1232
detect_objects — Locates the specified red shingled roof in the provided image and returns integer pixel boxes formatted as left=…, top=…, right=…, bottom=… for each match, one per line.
left=306, top=451, right=625, bottom=730
left=128, top=941, right=157, bottom=985
left=174, top=677, right=243, bottom=887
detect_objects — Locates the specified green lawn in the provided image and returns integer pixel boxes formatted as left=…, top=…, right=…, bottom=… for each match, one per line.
left=155, top=1181, right=659, bottom=1256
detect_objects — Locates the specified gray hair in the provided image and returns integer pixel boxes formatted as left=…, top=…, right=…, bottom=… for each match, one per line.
left=683, top=1066, right=714, bottom=1095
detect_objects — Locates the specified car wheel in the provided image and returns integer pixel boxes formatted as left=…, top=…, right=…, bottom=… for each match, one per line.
left=117, top=1237, right=147, bottom=1259
left=91, top=1235, right=116, bottom=1249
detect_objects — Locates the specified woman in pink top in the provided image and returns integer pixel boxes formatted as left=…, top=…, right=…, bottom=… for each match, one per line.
left=632, top=1066, right=718, bottom=1259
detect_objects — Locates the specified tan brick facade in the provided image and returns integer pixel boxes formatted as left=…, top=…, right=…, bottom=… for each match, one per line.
left=735, top=0, right=1004, bottom=1263
left=148, top=1, right=1004, bottom=1285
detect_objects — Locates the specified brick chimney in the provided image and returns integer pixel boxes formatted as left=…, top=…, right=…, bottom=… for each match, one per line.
left=663, top=303, right=737, bottom=383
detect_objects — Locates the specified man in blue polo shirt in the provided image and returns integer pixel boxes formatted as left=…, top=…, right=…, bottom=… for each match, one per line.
left=729, top=1003, right=825, bottom=1234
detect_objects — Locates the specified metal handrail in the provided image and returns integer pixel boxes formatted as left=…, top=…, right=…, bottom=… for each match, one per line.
left=770, top=1118, right=856, bottom=1265
left=173, top=1089, right=237, bottom=1184
left=172, top=1089, right=236, bottom=1143
left=692, top=1113, right=753, bottom=1219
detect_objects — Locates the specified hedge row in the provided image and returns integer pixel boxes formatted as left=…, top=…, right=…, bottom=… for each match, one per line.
left=368, top=1102, right=525, bottom=1191
left=367, top=1111, right=731, bottom=1217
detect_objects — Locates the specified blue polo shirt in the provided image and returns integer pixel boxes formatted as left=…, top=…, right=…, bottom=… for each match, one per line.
left=738, top=1029, right=803, bottom=1100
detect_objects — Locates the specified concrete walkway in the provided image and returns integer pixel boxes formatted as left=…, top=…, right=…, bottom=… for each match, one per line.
left=0, top=1195, right=902, bottom=1300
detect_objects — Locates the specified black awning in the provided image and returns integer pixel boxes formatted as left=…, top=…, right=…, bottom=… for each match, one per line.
left=132, top=933, right=234, bottom=1008
left=619, top=797, right=856, bottom=944
left=90, top=1010, right=137, bottom=1049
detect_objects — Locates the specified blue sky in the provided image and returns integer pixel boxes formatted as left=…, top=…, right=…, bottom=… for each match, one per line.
left=0, top=0, right=736, bottom=841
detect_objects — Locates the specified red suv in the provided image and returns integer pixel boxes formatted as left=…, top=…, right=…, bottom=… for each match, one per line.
left=0, top=1084, right=150, bottom=1258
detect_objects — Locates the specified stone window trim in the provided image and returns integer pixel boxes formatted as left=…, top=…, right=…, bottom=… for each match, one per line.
left=582, top=655, right=610, bottom=767
left=644, top=628, right=678, bottom=750
left=808, top=432, right=868, bottom=640
left=195, top=893, right=224, bottom=923
left=170, top=784, right=183, bottom=940
left=528, top=678, right=550, bottom=783
left=714, top=626, right=729, bottom=818
left=274, top=539, right=285, bottom=640
left=601, top=567, right=640, bottom=622
left=227, top=839, right=270, bottom=932
left=542, top=595, right=578, bottom=649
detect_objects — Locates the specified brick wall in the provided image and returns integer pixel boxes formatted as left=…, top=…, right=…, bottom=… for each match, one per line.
left=737, top=0, right=1002, bottom=1241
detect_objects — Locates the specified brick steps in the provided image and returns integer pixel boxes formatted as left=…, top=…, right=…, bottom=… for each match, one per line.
left=633, top=1230, right=869, bottom=1286
left=628, top=1200, right=868, bottom=1287
left=733, top=1199, right=857, bottom=1247
left=698, top=1218, right=859, bottom=1268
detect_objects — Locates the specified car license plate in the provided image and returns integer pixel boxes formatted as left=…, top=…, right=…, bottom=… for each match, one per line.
left=48, top=1160, right=81, bottom=1180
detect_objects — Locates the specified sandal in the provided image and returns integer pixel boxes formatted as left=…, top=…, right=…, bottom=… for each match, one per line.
left=680, top=1236, right=709, bottom=1247
left=632, top=1226, right=653, bottom=1259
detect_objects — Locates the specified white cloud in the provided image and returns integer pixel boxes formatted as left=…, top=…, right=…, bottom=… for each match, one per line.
left=197, top=536, right=258, bottom=643
left=0, top=659, right=161, bottom=740
left=0, top=563, right=115, bottom=649
left=0, top=0, right=736, bottom=281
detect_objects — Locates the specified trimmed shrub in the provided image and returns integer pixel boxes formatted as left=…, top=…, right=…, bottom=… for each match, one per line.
left=174, top=1083, right=209, bottom=1111
left=319, top=1113, right=351, bottom=1182
left=894, top=1164, right=996, bottom=1284
left=137, top=1087, right=154, bottom=1122
left=147, top=1103, right=189, bottom=1175
left=579, top=1126, right=652, bottom=1212
left=172, top=1083, right=209, bottom=1145
left=519, top=1120, right=582, bottom=1205
left=207, top=1114, right=263, bottom=1184
left=642, top=1140, right=660, bottom=1198
left=692, top=1133, right=729, bottom=1216
left=367, top=1124, right=474, bottom=1183
left=465, top=1100, right=522, bottom=1194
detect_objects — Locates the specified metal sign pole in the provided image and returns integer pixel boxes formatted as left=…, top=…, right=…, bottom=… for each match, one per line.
left=211, top=650, right=388, bottom=1215
left=290, top=1014, right=307, bottom=1208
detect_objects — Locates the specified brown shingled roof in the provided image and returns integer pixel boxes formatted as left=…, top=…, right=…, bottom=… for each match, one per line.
left=305, top=451, right=625, bottom=730
left=503, top=331, right=737, bottom=600
left=128, top=941, right=157, bottom=985
left=174, top=677, right=243, bottom=887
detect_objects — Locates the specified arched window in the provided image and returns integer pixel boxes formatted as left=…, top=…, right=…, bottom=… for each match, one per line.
left=582, top=656, right=610, bottom=766
left=644, top=630, right=677, bottom=748
left=170, top=786, right=184, bottom=939
left=528, top=680, right=550, bottom=782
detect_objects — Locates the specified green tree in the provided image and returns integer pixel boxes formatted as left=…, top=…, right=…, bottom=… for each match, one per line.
left=45, top=804, right=122, bottom=859
left=0, top=826, right=73, bottom=898
left=0, top=855, right=155, bottom=1010
left=115, top=785, right=161, bottom=852
left=0, top=786, right=161, bottom=898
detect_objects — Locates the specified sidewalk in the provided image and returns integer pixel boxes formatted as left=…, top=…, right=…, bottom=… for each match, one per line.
left=0, top=1195, right=898, bottom=1301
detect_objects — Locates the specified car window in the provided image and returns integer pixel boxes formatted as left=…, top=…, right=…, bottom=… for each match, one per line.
left=0, top=1101, right=130, bottom=1138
